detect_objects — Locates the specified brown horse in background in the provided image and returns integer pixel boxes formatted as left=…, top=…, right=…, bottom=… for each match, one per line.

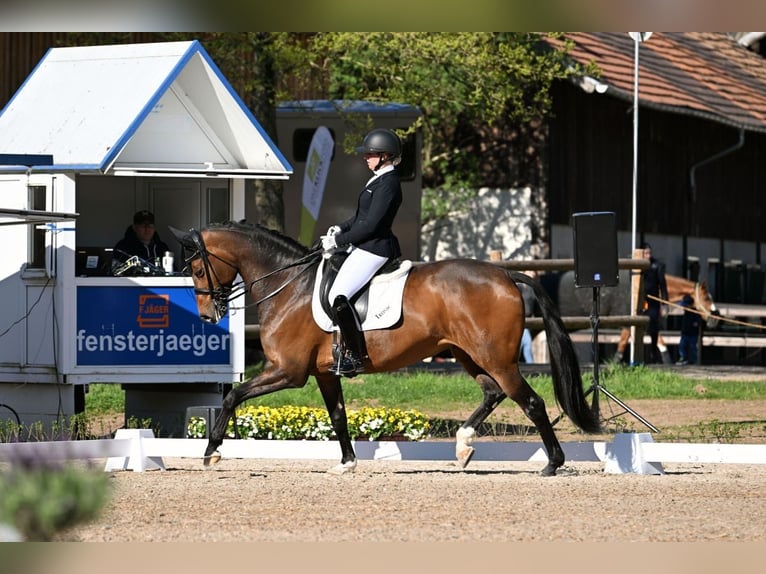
left=615, top=274, right=719, bottom=362
left=173, top=221, right=601, bottom=477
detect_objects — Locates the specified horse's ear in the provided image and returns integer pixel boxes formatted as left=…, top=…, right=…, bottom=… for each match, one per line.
left=168, top=226, right=195, bottom=250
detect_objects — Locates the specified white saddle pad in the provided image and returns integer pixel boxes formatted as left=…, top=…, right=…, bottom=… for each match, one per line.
left=311, top=260, right=412, bottom=332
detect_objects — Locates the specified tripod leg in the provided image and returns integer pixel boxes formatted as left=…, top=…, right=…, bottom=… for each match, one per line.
left=596, top=386, right=660, bottom=433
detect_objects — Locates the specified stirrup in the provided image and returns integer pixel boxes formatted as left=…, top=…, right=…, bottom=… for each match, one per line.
left=331, top=346, right=365, bottom=375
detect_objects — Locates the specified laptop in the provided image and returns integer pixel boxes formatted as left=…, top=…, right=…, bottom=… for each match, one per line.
left=75, top=246, right=114, bottom=277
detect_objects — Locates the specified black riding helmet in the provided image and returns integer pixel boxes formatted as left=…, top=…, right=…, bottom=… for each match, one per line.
left=355, top=128, right=402, bottom=158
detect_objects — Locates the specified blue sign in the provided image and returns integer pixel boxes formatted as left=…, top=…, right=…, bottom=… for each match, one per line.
left=76, top=286, right=231, bottom=366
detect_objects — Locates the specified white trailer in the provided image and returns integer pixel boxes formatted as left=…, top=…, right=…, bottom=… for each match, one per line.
left=274, top=100, right=423, bottom=259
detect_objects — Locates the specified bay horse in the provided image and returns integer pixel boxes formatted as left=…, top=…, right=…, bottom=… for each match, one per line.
left=614, top=273, right=719, bottom=361
left=173, top=221, right=601, bottom=476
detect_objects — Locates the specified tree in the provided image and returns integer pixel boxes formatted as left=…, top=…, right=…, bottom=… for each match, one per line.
left=304, top=33, right=593, bottom=252
left=170, top=32, right=313, bottom=232
left=59, top=33, right=591, bottom=241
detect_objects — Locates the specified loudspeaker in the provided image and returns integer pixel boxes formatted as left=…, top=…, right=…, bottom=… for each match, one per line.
left=572, top=211, right=619, bottom=288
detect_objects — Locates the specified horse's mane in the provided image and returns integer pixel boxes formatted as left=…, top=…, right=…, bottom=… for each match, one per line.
left=204, top=220, right=310, bottom=261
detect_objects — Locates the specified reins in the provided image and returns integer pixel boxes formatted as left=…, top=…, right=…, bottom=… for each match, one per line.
left=186, top=228, right=321, bottom=312
left=239, top=250, right=321, bottom=308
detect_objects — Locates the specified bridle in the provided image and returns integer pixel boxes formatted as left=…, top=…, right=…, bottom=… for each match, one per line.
left=187, top=229, right=236, bottom=320
left=693, top=282, right=720, bottom=328
left=184, top=228, right=321, bottom=321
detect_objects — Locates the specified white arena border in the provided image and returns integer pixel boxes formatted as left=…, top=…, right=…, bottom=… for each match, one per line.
left=2, top=429, right=766, bottom=474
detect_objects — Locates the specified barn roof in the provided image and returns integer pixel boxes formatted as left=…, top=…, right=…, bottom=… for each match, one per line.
left=0, top=40, right=292, bottom=178
left=553, top=32, right=766, bottom=135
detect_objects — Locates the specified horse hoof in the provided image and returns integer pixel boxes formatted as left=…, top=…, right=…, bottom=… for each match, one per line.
left=456, top=446, right=475, bottom=469
left=540, top=463, right=558, bottom=477
left=327, top=460, right=357, bottom=475
left=203, top=451, right=221, bottom=467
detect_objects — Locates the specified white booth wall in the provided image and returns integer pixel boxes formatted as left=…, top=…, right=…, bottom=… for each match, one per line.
left=0, top=173, right=246, bottom=437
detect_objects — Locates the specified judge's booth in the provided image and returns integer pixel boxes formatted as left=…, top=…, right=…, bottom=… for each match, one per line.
left=0, top=41, right=292, bottom=436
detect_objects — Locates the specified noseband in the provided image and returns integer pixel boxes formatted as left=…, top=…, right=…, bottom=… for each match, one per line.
left=187, top=229, right=238, bottom=320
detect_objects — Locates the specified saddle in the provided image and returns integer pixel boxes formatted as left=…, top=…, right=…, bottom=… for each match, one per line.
left=311, top=251, right=412, bottom=332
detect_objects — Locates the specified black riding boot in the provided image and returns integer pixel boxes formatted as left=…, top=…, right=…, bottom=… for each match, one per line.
left=331, top=295, right=368, bottom=375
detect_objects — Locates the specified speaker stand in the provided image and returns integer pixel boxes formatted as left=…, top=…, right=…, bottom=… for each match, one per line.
left=586, top=286, right=659, bottom=433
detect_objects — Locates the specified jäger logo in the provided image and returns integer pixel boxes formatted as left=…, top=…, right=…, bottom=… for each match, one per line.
left=137, top=294, right=170, bottom=328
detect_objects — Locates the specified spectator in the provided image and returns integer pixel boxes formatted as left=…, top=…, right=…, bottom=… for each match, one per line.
left=518, top=270, right=537, bottom=363
left=640, top=242, right=669, bottom=363
left=676, top=294, right=700, bottom=365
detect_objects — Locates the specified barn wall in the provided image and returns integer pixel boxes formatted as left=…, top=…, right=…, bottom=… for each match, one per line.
left=547, top=81, right=766, bottom=252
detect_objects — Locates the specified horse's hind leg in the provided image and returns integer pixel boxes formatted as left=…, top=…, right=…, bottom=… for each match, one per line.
left=455, top=374, right=506, bottom=468
left=451, top=349, right=506, bottom=468
left=521, top=387, right=565, bottom=476
left=614, top=328, right=630, bottom=363
left=456, top=369, right=564, bottom=476
left=503, top=368, right=565, bottom=476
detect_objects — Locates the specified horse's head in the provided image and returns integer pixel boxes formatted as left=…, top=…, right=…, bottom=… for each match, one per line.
left=170, top=226, right=239, bottom=324
left=694, top=281, right=721, bottom=328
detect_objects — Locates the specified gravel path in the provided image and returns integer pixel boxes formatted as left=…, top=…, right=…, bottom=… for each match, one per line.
left=48, top=383, right=766, bottom=544
left=58, top=455, right=766, bottom=543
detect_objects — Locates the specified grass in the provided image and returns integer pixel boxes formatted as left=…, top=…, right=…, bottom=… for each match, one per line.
left=85, top=382, right=126, bottom=414
left=84, top=363, right=766, bottom=417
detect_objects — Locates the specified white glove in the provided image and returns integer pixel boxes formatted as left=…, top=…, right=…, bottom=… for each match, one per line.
left=321, top=234, right=337, bottom=251
left=326, top=225, right=341, bottom=236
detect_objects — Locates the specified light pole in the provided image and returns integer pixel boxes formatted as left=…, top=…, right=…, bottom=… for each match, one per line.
left=628, top=32, right=651, bottom=364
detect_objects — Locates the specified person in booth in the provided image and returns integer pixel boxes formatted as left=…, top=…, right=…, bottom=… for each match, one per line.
left=112, top=210, right=171, bottom=273
left=320, top=128, right=403, bottom=376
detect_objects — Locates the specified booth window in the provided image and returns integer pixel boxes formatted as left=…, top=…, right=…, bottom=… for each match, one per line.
left=206, top=186, right=230, bottom=225
left=28, top=185, right=46, bottom=269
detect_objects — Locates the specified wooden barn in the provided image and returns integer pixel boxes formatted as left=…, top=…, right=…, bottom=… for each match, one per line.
left=546, top=32, right=766, bottom=306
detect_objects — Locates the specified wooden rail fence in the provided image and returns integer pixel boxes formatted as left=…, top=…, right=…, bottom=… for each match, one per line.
left=244, top=257, right=651, bottom=357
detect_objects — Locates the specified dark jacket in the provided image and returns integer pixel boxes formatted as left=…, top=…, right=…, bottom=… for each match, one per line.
left=113, top=225, right=170, bottom=263
left=334, top=169, right=402, bottom=259
left=643, top=257, right=668, bottom=305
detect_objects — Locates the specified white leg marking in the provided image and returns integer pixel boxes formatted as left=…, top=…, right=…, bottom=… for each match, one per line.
left=455, top=426, right=476, bottom=469
left=327, top=460, right=357, bottom=475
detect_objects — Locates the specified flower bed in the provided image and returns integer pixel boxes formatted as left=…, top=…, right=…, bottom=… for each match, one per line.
left=187, top=405, right=431, bottom=441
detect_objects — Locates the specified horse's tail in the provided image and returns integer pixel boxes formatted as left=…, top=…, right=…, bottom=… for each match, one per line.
left=510, top=271, right=601, bottom=433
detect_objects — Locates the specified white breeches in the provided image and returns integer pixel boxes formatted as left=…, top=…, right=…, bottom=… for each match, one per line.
left=328, top=247, right=388, bottom=302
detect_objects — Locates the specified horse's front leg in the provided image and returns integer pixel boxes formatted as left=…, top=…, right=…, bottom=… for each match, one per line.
left=203, top=365, right=307, bottom=466
left=315, top=373, right=357, bottom=475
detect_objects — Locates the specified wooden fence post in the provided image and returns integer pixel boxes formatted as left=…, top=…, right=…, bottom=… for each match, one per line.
left=632, top=248, right=646, bottom=363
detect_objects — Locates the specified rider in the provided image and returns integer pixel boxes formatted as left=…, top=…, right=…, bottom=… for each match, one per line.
left=321, top=128, right=403, bottom=375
